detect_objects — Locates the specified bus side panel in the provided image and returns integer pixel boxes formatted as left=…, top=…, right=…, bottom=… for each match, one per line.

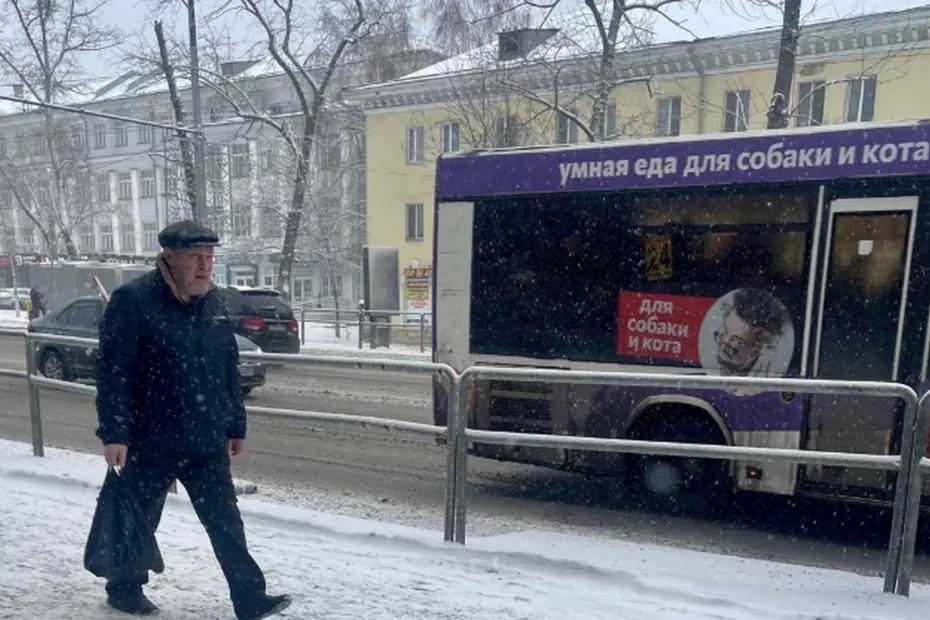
left=433, top=202, right=474, bottom=426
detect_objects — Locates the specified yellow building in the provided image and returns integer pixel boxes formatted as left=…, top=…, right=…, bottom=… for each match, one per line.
left=346, top=5, right=930, bottom=311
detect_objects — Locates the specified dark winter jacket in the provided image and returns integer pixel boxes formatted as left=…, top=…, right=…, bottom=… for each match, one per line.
left=95, top=265, right=246, bottom=455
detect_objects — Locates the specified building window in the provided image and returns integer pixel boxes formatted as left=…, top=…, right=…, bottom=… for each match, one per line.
left=70, top=122, right=85, bottom=151
left=115, top=119, right=128, bottom=147
left=293, top=277, right=313, bottom=301
left=494, top=115, right=520, bottom=147
left=21, top=227, right=35, bottom=250
left=796, top=81, right=826, bottom=127
left=230, top=143, right=251, bottom=179
left=556, top=110, right=579, bottom=144
left=143, top=222, right=158, bottom=250
left=80, top=226, right=95, bottom=252
left=100, top=224, right=114, bottom=252
left=602, top=103, right=617, bottom=139
left=117, top=172, right=132, bottom=201
left=140, top=169, right=155, bottom=198
left=96, top=173, right=111, bottom=203
left=318, top=135, right=341, bottom=171
left=160, top=116, right=173, bottom=142
left=656, top=97, right=682, bottom=137
left=405, top=202, right=424, bottom=241
left=441, top=121, right=460, bottom=154
left=323, top=274, right=343, bottom=299
left=232, top=200, right=251, bottom=238
left=406, top=126, right=424, bottom=163
left=724, top=90, right=750, bottom=132
left=121, top=226, right=135, bottom=253
left=138, top=118, right=154, bottom=144
left=846, top=75, right=877, bottom=123
left=94, top=123, right=106, bottom=149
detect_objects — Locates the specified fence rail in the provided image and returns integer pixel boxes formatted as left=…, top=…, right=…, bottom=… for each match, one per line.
left=293, top=306, right=432, bottom=352
left=0, top=325, right=927, bottom=597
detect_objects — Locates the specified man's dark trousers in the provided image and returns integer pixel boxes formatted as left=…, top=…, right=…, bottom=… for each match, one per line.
left=105, top=449, right=266, bottom=614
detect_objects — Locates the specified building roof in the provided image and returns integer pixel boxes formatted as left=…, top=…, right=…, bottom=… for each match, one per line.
left=346, top=4, right=930, bottom=109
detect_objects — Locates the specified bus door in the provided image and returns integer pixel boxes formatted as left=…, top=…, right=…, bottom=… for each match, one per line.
left=805, top=196, right=918, bottom=492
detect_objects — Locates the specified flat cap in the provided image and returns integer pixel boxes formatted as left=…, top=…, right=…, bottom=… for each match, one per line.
left=158, top=220, right=220, bottom=249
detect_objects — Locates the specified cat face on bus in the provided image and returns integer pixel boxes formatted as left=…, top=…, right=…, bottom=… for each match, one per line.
left=713, top=288, right=788, bottom=376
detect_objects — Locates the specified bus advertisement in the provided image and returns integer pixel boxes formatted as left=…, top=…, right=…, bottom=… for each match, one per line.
left=432, top=121, right=930, bottom=509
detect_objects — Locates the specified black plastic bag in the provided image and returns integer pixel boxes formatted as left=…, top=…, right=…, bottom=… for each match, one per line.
left=84, top=467, right=165, bottom=578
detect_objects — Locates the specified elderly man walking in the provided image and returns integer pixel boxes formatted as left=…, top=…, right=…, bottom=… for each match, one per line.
left=92, top=220, right=290, bottom=619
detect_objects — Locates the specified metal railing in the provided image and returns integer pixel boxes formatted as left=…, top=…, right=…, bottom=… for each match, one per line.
left=294, top=304, right=432, bottom=352
left=1, top=325, right=927, bottom=597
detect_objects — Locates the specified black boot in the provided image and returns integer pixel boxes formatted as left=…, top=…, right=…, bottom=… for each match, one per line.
left=106, top=586, right=159, bottom=616
left=236, top=593, right=292, bottom=620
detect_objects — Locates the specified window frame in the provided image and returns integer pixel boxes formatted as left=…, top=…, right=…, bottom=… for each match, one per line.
left=845, top=75, right=877, bottom=123
left=724, top=90, right=751, bottom=132
left=406, top=126, right=425, bottom=164
left=441, top=121, right=461, bottom=154
left=656, top=96, right=682, bottom=137
left=405, top=202, right=424, bottom=241
left=796, top=81, right=826, bottom=127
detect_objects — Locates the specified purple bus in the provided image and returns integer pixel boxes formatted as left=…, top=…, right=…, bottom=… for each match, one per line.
left=432, top=120, right=930, bottom=508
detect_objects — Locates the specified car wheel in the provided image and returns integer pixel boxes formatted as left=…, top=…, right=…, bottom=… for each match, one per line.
left=40, top=349, right=72, bottom=382
left=241, top=387, right=254, bottom=397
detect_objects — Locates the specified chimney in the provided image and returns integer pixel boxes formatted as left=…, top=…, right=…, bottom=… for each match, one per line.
left=221, top=60, right=259, bottom=77
left=497, top=28, right=559, bottom=62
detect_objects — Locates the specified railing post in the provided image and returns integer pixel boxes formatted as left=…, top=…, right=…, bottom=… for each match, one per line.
left=884, top=394, right=918, bottom=593
left=419, top=313, right=426, bottom=353
left=357, top=300, right=364, bottom=350
left=892, top=393, right=930, bottom=595
left=444, top=372, right=460, bottom=543
left=24, top=335, right=44, bottom=457
left=453, top=373, right=470, bottom=544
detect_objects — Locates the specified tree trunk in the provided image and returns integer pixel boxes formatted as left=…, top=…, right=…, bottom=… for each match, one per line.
left=155, top=21, right=198, bottom=217
left=277, top=122, right=315, bottom=301
left=767, top=0, right=803, bottom=129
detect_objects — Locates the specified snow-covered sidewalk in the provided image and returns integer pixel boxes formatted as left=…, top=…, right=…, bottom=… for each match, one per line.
left=1, top=439, right=928, bottom=619
left=0, top=308, right=29, bottom=330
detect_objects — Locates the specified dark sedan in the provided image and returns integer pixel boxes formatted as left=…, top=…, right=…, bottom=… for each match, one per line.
left=28, top=296, right=266, bottom=396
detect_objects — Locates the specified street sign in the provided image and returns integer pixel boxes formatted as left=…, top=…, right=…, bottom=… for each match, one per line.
left=13, top=254, right=23, bottom=267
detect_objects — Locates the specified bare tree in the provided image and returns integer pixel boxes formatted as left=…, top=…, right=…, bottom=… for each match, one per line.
left=421, top=0, right=532, bottom=55
left=430, top=0, right=696, bottom=144
left=0, top=0, right=119, bottom=259
left=154, top=20, right=199, bottom=216
left=182, top=0, right=403, bottom=299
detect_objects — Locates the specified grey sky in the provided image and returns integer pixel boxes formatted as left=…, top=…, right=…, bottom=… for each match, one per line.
left=85, top=0, right=928, bottom=79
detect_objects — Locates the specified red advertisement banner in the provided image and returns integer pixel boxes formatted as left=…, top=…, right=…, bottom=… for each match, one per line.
left=617, top=292, right=717, bottom=363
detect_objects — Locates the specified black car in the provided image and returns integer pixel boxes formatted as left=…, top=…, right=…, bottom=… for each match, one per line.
left=216, top=287, right=300, bottom=353
left=28, top=297, right=266, bottom=396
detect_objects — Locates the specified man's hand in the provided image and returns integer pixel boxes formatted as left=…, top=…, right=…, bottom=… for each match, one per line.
left=104, top=444, right=128, bottom=467
left=228, top=438, right=245, bottom=457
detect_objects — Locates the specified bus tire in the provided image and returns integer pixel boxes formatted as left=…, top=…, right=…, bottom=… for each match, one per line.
left=628, top=410, right=731, bottom=516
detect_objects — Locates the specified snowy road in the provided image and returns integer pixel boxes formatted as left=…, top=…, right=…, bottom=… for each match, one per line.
left=2, top=440, right=930, bottom=620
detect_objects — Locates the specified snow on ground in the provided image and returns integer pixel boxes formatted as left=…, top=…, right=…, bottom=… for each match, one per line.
left=0, top=308, right=29, bottom=330
left=297, top=322, right=430, bottom=359
left=1, top=439, right=929, bottom=620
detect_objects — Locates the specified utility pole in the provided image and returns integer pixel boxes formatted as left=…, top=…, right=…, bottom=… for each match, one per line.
left=188, top=0, right=209, bottom=224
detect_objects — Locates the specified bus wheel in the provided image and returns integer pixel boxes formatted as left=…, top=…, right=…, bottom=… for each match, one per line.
left=631, top=413, right=730, bottom=516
